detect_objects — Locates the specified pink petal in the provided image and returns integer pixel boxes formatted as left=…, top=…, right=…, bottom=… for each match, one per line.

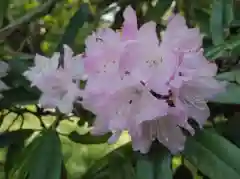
left=122, top=6, right=138, bottom=40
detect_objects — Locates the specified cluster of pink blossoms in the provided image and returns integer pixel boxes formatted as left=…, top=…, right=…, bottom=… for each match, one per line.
left=24, top=45, right=84, bottom=114
left=24, top=6, right=225, bottom=153
left=81, top=6, right=225, bottom=153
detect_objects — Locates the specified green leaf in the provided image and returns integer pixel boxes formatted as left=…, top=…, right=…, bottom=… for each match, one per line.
left=210, top=0, right=224, bottom=45
left=0, top=129, right=34, bottom=148
left=145, top=0, right=173, bottom=23
left=0, top=0, right=10, bottom=28
left=5, top=142, right=25, bottom=179
left=184, top=130, right=240, bottom=179
left=209, top=83, right=240, bottom=104
left=205, top=35, right=240, bottom=60
left=173, top=165, right=193, bottom=179
left=154, top=151, right=172, bottom=179
left=136, top=157, right=154, bottom=179
left=216, top=70, right=240, bottom=84
left=13, top=130, right=62, bottom=179
left=82, top=143, right=134, bottom=179
left=56, top=3, right=90, bottom=51
left=223, top=0, right=234, bottom=27
left=0, top=87, right=39, bottom=108
left=68, top=131, right=111, bottom=144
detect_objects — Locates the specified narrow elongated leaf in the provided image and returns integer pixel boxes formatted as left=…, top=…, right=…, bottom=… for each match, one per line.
left=204, top=34, right=240, bottom=61
left=0, top=129, right=34, bottom=148
left=136, top=157, right=154, bottom=179
left=56, top=3, right=90, bottom=51
left=68, top=131, right=111, bottom=144
left=145, top=0, right=173, bottom=23
left=216, top=70, right=240, bottom=84
left=184, top=130, right=240, bottom=179
left=223, top=0, right=234, bottom=26
left=28, top=130, right=62, bottom=179
left=154, top=151, right=172, bottom=179
left=12, top=130, right=62, bottom=179
left=0, top=0, right=10, bottom=28
left=82, top=143, right=134, bottom=179
left=210, top=0, right=224, bottom=45
left=209, top=83, right=240, bottom=104
left=0, top=87, right=39, bottom=108
left=5, top=142, right=25, bottom=179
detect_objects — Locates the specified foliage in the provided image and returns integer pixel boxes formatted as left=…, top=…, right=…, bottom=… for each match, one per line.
left=0, top=0, right=239, bottom=179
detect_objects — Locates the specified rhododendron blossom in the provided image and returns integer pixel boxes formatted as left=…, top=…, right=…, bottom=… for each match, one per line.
left=24, top=45, right=84, bottom=114
left=81, top=5, right=225, bottom=154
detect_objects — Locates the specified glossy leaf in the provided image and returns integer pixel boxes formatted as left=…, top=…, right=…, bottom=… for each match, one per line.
left=209, top=83, right=240, bottom=104
left=0, top=87, right=39, bottom=108
left=56, top=3, right=90, bottom=51
left=68, top=131, right=111, bottom=144
left=11, top=130, right=62, bottom=179
left=0, top=129, right=34, bottom=148
left=184, top=130, right=240, bottom=179
left=223, top=0, right=234, bottom=26
left=136, top=157, right=154, bottom=179
left=82, top=143, right=134, bottom=179
left=205, top=35, right=240, bottom=60
left=216, top=70, right=240, bottom=84
left=5, top=142, right=25, bottom=179
left=210, top=0, right=224, bottom=45
left=154, top=151, right=172, bottom=179
left=145, top=0, right=173, bottom=23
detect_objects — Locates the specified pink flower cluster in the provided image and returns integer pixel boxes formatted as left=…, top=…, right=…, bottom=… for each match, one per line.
left=81, top=6, right=225, bottom=153
left=24, top=45, right=84, bottom=114
left=24, top=6, right=225, bottom=153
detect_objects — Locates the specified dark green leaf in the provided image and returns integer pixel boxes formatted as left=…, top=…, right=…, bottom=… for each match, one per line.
left=56, top=3, right=90, bottom=51
left=205, top=35, right=240, bottom=60
left=5, top=142, right=25, bottom=179
left=223, top=0, right=234, bottom=27
left=216, top=70, right=240, bottom=84
left=154, top=151, right=172, bottom=179
left=209, top=83, right=240, bottom=104
left=136, top=157, right=154, bottom=179
left=210, top=0, right=224, bottom=45
left=82, top=143, right=134, bottom=179
left=173, top=165, right=193, bottom=179
left=145, top=0, right=173, bottom=23
left=0, top=87, right=39, bottom=108
left=68, top=131, right=111, bottom=144
left=184, top=130, right=240, bottom=179
left=0, top=129, right=34, bottom=148
left=13, top=130, right=62, bottom=179
left=0, top=0, right=10, bottom=28
left=149, top=143, right=172, bottom=179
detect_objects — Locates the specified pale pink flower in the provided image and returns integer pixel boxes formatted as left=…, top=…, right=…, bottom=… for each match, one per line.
left=81, top=6, right=225, bottom=154
left=24, top=45, right=84, bottom=114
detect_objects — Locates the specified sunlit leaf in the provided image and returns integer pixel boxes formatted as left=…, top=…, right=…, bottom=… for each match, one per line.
left=184, top=130, right=240, bottom=179
left=12, top=130, right=62, bottom=179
